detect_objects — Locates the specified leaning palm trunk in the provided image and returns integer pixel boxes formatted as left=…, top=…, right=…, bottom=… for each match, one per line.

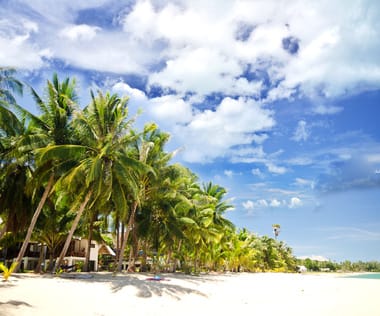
left=116, top=201, right=137, bottom=272
left=34, top=244, right=45, bottom=273
left=0, top=224, right=7, bottom=240
left=127, top=227, right=139, bottom=272
left=83, top=216, right=94, bottom=272
left=14, top=174, right=54, bottom=273
left=54, top=190, right=92, bottom=272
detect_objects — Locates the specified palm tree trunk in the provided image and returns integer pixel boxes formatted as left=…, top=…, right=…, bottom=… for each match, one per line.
left=83, top=215, right=94, bottom=272
left=128, top=227, right=139, bottom=272
left=0, top=224, right=7, bottom=240
left=116, top=201, right=137, bottom=272
left=14, top=174, right=54, bottom=273
left=34, top=244, right=45, bottom=273
left=54, top=190, right=92, bottom=272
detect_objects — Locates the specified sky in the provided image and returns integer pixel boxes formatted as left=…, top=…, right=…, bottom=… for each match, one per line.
left=1, top=0, right=380, bottom=262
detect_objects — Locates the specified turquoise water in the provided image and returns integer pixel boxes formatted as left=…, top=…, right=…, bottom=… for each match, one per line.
left=346, top=273, right=380, bottom=280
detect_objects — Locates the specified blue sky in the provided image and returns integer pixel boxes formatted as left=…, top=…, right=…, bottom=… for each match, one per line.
left=1, top=0, right=380, bottom=262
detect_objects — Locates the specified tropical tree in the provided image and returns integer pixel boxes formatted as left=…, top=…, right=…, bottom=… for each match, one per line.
left=0, top=67, right=23, bottom=104
left=0, top=104, right=32, bottom=241
left=272, top=224, right=281, bottom=239
left=14, top=74, right=78, bottom=272
left=122, top=124, right=182, bottom=272
left=0, top=69, right=26, bottom=242
left=33, top=191, right=75, bottom=272
left=37, top=91, right=149, bottom=271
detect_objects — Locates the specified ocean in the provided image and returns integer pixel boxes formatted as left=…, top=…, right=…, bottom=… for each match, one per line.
left=345, top=273, right=380, bottom=280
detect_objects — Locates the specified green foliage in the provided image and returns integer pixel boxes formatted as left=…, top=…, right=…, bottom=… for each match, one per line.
left=0, top=70, right=298, bottom=274
left=296, top=258, right=380, bottom=273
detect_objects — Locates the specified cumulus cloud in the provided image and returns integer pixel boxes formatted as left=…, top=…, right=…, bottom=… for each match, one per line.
left=0, top=18, right=44, bottom=69
left=112, top=82, right=193, bottom=131
left=242, top=197, right=287, bottom=211
left=270, top=199, right=282, bottom=207
left=289, top=197, right=302, bottom=208
left=175, top=97, right=275, bottom=162
left=149, top=47, right=245, bottom=96
left=60, top=24, right=101, bottom=41
left=2, top=0, right=379, bottom=100
left=242, top=200, right=255, bottom=210
left=2, top=0, right=380, bottom=171
left=111, top=82, right=275, bottom=163
left=112, top=81, right=147, bottom=102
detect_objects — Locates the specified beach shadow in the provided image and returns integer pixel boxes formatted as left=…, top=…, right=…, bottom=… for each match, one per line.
left=0, top=300, right=33, bottom=307
left=59, top=272, right=212, bottom=300
left=0, top=300, right=33, bottom=316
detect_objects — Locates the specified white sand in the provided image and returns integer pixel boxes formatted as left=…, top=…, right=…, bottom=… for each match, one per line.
left=1, top=272, right=379, bottom=316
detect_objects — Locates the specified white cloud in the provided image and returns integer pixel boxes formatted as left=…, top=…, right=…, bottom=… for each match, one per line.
left=243, top=198, right=283, bottom=210
left=224, top=170, right=234, bottom=178
left=292, top=120, right=310, bottom=142
left=289, top=197, right=302, bottom=208
left=251, top=168, right=265, bottom=178
left=112, top=82, right=147, bottom=102
left=148, top=95, right=193, bottom=126
left=312, top=104, right=343, bottom=115
left=257, top=199, right=268, bottom=207
left=1, top=0, right=379, bottom=100
left=242, top=200, right=255, bottom=210
left=111, top=83, right=275, bottom=163
left=266, top=162, right=287, bottom=174
left=60, top=24, right=101, bottom=41
left=294, top=178, right=314, bottom=189
left=270, top=199, right=282, bottom=207
left=149, top=47, right=245, bottom=96
left=175, top=97, right=275, bottom=162
left=2, top=0, right=380, bottom=172
left=0, top=18, right=44, bottom=69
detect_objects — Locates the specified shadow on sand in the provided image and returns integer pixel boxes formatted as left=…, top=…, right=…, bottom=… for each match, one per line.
left=56, top=272, right=228, bottom=300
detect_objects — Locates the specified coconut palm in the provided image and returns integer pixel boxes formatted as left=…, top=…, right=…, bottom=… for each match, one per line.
left=272, top=224, right=281, bottom=239
left=122, top=124, right=183, bottom=271
left=0, top=102, right=33, bottom=241
left=14, top=74, right=78, bottom=272
left=0, top=70, right=26, bottom=241
left=37, top=90, right=150, bottom=271
left=0, top=67, right=23, bottom=105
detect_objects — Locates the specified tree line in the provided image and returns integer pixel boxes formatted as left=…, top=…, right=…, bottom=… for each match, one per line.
left=0, top=67, right=296, bottom=274
left=297, top=258, right=380, bottom=272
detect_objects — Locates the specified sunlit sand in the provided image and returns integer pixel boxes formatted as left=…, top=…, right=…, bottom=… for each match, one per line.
left=1, top=272, right=379, bottom=316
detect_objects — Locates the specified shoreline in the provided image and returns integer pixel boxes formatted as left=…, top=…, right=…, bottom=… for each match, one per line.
left=1, top=272, right=380, bottom=316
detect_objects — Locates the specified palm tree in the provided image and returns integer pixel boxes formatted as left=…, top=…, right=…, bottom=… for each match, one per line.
left=115, top=123, right=163, bottom=272
left=272, top=224, right=281, bottom=239
left=14, top=74, right=78, bottom=272
left=0, top=67, right=23, bottom=105
left=120, top=124, right=181, bottom=272
left=0, top=103, right=32, bottom=241
left=0, top=69, right=26, bottom=242
left=33, top=192, right=75, bottom=272
left=38, top=90, right=149, bottom=271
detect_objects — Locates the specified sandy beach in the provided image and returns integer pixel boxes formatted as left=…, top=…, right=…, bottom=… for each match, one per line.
left=1, top=272, right=379, bottom=316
